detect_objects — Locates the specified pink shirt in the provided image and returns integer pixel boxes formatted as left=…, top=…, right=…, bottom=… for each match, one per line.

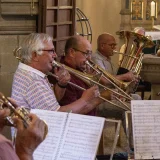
left=0, top=134, right=20, bottom=160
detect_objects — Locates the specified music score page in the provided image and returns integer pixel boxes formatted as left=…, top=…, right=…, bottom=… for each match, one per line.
left=132, top=100, right=160, bottom=159
left=31, top=109, right=105, bottom=160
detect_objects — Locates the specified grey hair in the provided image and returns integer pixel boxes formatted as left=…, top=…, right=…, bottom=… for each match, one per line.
left=20, top=33, right=53, bottom=63
left=133, top=27, right=145, bottom=33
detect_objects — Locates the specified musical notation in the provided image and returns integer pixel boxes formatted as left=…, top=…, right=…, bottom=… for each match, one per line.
left=56, top=114, right=104, bottom=160
left=131, top=100, right=160, bottom=159
left=31, top=110, right=67, bottom=160
left=31, top=109, right=105, bottom=160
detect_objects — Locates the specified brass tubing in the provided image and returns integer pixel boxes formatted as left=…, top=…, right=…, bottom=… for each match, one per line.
left=52, top=60, right=131, bottom=100
left=85, top=60, right=133, bottom=101
left=47, top=72, right=130, bottom=111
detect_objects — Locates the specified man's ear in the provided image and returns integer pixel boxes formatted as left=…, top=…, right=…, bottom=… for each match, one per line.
left=32, top=51, right=39, bottom=62
left=101, top=43, right=105, bottom=49
left=68, top=48, right=75, bottom=58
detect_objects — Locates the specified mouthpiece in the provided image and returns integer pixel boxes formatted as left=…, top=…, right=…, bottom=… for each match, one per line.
left=52, top=60, right=60, bottom=67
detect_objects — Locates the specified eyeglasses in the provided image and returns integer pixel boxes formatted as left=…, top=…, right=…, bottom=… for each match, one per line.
left=102, top=43, right=117, bottom=48
left=39, top=49, right=55, bottom=54
left=73, top=48, right=92, bottom=58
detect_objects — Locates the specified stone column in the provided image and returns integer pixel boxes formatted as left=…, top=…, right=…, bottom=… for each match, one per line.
left=119, top=0, right=132, bottom=31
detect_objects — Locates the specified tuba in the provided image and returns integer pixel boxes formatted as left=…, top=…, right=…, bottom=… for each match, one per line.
left=116, top=31, right=155, bottom=92
left=116, top=30, right=154, bottom=75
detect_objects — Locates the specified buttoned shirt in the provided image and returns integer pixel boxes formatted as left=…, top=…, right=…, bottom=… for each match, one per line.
left=92, top=50, right=116, bottom=75
left=11, top=62, right=60, bottom=111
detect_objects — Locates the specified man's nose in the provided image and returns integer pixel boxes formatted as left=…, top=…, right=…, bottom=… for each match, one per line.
left=52, top=52, right=57, bottom=58
left=86, top=55, right=92, bottom=61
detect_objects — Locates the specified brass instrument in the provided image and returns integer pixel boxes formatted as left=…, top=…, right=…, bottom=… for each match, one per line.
left=116, top=30, right=154, bottom=75
left=116, top=31, right=155, bottom=92
left=13, top=47, right=22, bottom=61
left=13, top=47, right=130, bottom=110
left=52, top=60, right=131, bottom=111
left=85, top=60, right=133, bottom=109
left=85, top=60, right=132, bottom=92
left=0, top=92, right=48, bottom=139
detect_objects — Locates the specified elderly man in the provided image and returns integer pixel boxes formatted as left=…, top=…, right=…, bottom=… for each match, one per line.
left=91, top=33, right=141, bottom=127
left=48, top=35, right=109, bottom=116
left=0, top=96, right=45, bottom=160
left=92, top=33, right=137, bottom=83
left=12, top=33, right=100, bottom=114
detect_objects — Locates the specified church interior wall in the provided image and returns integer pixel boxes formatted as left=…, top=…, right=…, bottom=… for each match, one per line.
left=76, top=0, right=121, bottom=67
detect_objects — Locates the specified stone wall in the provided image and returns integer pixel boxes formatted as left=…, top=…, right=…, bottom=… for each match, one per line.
left=76, top=0, right=121, bottom=67
left=0, top=1, right=38, bottom=96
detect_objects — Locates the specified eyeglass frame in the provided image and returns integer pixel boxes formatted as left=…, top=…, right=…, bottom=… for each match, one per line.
left=38, top=49, right=56, bottom=54
left=72, top=48, right=92, bottom=58
left=102, top=43, right=117, bottom=48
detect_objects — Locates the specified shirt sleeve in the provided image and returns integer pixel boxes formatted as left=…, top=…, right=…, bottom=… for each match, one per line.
left=0, top=136, right=20, bottom=160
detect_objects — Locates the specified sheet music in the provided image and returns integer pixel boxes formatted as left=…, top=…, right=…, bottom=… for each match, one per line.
left=131, top=100, right=160, bottom=159
left=31, top=109, right=105, bottom=160
left=56, top=113, right=105, bottom=160
left=31, top=109, right=68, bottom=160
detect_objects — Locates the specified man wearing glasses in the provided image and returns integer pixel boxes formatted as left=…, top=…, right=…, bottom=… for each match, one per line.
left=49, top=35, right=108, bottom=116
left=92, top=33, right=141, bottom=125
left=92, top=33, right=137, bottom=83
left=11, top=33, right=100, bottom=114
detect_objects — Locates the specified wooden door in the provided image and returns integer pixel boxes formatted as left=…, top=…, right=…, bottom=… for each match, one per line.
left=38, top=0, right=76, bottom=58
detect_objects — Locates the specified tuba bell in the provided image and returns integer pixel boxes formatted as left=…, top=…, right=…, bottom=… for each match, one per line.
left=116, top=30, right=155, bottom=75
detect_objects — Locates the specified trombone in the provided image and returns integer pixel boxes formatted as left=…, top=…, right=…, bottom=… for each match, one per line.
left=85, top=60, right=133, bottom=108
left=13, top=47, right=130, bottom=111
left=85, top=60, right=134, bottom=97
left=52, top=60, right=131, bottom=111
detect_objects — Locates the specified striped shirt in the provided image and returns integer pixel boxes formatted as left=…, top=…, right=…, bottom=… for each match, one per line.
left=11, top=62, right=60, bottom=111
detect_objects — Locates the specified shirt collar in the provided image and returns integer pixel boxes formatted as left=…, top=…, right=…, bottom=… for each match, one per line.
left=96, top=50, right=111, bottom=61
left=18, top=62, right=46, bottom=78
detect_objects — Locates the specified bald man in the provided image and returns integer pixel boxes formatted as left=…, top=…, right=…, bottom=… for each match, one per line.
left=92, top=33, right=141, bottom=127
left=92, top=33, right=137, bottom=83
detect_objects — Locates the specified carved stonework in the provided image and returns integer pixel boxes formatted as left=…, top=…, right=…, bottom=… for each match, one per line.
left=120, top=0, right=160, bottom=31
left=140, top=54, right=160, bottom=99
left=0, top=0, right=38, bottom=34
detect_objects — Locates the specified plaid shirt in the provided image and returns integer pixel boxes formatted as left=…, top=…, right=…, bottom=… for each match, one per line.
left=11, top=62, right=60, bottom=111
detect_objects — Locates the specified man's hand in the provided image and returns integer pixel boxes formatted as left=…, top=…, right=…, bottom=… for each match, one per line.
left=54, top=65, right=71, bottom=87
left=14, top=113, right=46, bottom=159
left=0, top=108, right=10, bottom=132
left=81, top=85, right=100, bottom=102
left=0, top=95, right=15, bottom=131
left=122, top=71, right=139, bottom=83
